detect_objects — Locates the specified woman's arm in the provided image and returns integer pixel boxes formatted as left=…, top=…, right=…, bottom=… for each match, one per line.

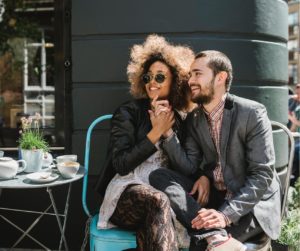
left=111, top=102, right=174, bottom=176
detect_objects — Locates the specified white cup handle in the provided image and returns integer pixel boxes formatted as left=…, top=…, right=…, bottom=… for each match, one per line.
left=42, top=164, right=54, bottom=172
left=17, top=160, right=27, bottom=173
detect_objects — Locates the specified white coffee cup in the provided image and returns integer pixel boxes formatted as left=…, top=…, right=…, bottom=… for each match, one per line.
left=57, top=161, right=80, bottom=179
left=55, top=155, right=77, bottom=164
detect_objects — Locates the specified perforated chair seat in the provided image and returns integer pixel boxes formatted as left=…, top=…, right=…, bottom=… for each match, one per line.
left=90, top=215, right=136, bottom=251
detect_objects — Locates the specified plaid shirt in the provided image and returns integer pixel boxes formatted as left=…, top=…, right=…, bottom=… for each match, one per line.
left=203, top=96, right=232, bottom=200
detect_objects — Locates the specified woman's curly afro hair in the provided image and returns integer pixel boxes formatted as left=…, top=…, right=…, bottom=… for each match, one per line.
left=127, top=34, right=195, bottom=110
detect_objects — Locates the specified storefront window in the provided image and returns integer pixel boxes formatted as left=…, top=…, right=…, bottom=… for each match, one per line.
left=0, top=0, right=65, bottom=149
left=289, top=12, right=298, bottom=26
left=289, top=64, right=298, bottom=84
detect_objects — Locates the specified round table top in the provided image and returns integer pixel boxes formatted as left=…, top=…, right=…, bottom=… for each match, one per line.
left=0, top=166, right=85, bottom=189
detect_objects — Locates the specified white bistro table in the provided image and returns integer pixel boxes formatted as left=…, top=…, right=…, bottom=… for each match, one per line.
left=0, top=167, right=84, bottom=251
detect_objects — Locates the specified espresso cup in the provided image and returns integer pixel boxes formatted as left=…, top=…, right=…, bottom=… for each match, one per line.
left=57, top=161, right=80, bottom=179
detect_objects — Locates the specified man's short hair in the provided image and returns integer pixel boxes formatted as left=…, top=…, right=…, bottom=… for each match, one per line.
left=195, top=50, right=233, bottom=91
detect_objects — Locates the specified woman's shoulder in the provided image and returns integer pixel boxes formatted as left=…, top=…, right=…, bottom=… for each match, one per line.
left=114, top=99, right=149, bottom=118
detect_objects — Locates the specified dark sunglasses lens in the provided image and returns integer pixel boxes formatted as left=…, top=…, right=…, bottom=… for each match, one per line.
left=155, top=74, right=165, bottom=83
left=142, top=74, right=151, bottom=84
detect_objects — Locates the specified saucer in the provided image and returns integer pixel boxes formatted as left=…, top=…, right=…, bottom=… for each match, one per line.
left=26, top=172, right=59, bottom=183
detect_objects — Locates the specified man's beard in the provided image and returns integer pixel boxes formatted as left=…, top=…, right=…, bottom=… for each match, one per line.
left=191, top=79, right=215, bottom=105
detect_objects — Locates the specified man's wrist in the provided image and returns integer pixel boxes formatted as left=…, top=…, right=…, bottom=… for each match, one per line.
left=161, top=130, right=175, bottom=142
left=162, top=129, right=174, bottom=139
left=218, top=211, right=232, bottom=226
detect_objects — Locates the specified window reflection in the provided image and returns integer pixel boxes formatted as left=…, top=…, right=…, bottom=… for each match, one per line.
left=0, top=0, right=60, bottom=148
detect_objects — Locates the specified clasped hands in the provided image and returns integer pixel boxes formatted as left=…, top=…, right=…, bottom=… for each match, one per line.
left=148, top=96, right=174, bottom=138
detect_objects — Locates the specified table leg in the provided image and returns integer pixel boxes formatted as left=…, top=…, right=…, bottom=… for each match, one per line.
left=0, top=214, right=50, bottom=250
left=47, top=186, right=70, bottom=251
left=11, top=204, right=53, bottom=249
left=58, top=183, right=72, bottom=251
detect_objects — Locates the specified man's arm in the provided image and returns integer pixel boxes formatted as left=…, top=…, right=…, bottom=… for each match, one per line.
left=162, top=114, right=203, bottom=176
left=219, top=105, right=275, bottom=223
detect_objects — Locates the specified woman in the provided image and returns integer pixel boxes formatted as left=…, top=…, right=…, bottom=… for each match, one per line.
left=96, top=34, right=195, bottom=251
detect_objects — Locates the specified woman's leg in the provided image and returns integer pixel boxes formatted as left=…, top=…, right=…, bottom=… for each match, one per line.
left=110, top=184, right=178, bottom=251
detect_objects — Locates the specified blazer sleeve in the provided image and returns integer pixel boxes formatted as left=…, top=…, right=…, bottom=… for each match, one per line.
left=162, top=114, right=204, bottom=176
left=219, top=105, right=275, bottom=223
left=111, top=104, right=157, bottom=176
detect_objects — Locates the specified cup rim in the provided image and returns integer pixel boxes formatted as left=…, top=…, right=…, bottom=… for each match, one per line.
left=57, top=161, right=80, bottom=168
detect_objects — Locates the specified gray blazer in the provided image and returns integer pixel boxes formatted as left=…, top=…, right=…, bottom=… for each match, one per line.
left=163, top=94, right=281, bottom=239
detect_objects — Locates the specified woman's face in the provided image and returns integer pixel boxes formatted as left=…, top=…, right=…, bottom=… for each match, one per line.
left=144, top=61, right=173, bottom=100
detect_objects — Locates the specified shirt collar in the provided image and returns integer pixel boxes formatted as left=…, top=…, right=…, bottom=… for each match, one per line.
left=203, top=94, right=227, bottom=122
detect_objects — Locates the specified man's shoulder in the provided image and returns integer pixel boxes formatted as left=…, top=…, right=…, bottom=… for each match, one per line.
left=230, top=94, right=265, bottom=111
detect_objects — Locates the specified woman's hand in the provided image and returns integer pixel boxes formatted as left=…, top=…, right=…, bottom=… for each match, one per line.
left=147, top=109, right=174, bottom=144
left=150, top=96, right=174, bottom=138
left=151, top=96, right=171, bottom=116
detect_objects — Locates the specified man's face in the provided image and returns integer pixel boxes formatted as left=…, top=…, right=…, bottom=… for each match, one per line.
left=188, top=57, right=216, bottom=104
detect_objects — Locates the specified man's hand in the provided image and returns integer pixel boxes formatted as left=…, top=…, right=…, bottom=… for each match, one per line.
left=189, top=176, right=210, bottom=206
left=191, top=208, right=226, bottom=229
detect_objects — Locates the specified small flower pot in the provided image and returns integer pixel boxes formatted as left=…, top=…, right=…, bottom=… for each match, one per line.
left=21, top=149, right=44, bottom=173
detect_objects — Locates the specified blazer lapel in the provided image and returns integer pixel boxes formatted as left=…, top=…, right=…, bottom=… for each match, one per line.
left=197, top=109, right=216, bottom=154
left=220, top=94, right=234, bottom=168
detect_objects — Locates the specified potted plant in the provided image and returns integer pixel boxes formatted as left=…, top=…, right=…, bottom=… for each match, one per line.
left=276, top=178, right=300, bottom=251
left=18, top=113, right=49, bottom=173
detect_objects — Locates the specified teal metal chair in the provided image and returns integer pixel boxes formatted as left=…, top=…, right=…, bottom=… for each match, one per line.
left=82, top=114, right=136, bottom=251
left=243, top=121, right=295, bottom=251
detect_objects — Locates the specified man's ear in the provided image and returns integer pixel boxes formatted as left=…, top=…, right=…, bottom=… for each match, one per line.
left=217, top=71, right=228, bottom=85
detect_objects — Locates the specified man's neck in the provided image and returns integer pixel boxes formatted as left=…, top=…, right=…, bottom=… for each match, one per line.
left=203, top=93, right=227, bottom=113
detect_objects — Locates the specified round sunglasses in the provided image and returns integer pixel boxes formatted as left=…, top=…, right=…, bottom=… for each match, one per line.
left=142, top=73, right=167, bottom=84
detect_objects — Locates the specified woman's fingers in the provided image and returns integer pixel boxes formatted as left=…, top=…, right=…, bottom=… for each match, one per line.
left=155, top=106, right=170, bottom=116
left=152, top=99, right=170, bottom=113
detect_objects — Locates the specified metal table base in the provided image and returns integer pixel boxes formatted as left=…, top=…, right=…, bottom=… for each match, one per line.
left=0, top=168, right=84, bottom=251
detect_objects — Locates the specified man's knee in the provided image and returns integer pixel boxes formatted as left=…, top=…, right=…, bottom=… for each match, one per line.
left=149, top=168, right=173, bottom=189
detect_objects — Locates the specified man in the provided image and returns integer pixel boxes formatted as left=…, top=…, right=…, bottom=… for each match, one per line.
left=288, top=83, right=300, bottom=186
left=288, top=83, right=300, bottom=131
left=149, top=50, right=281, bottom=251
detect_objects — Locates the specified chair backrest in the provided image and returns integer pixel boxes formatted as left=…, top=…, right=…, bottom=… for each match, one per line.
left=82, top=114, right=112, bottom=218
left=271, top=121, right=295, bottom=218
